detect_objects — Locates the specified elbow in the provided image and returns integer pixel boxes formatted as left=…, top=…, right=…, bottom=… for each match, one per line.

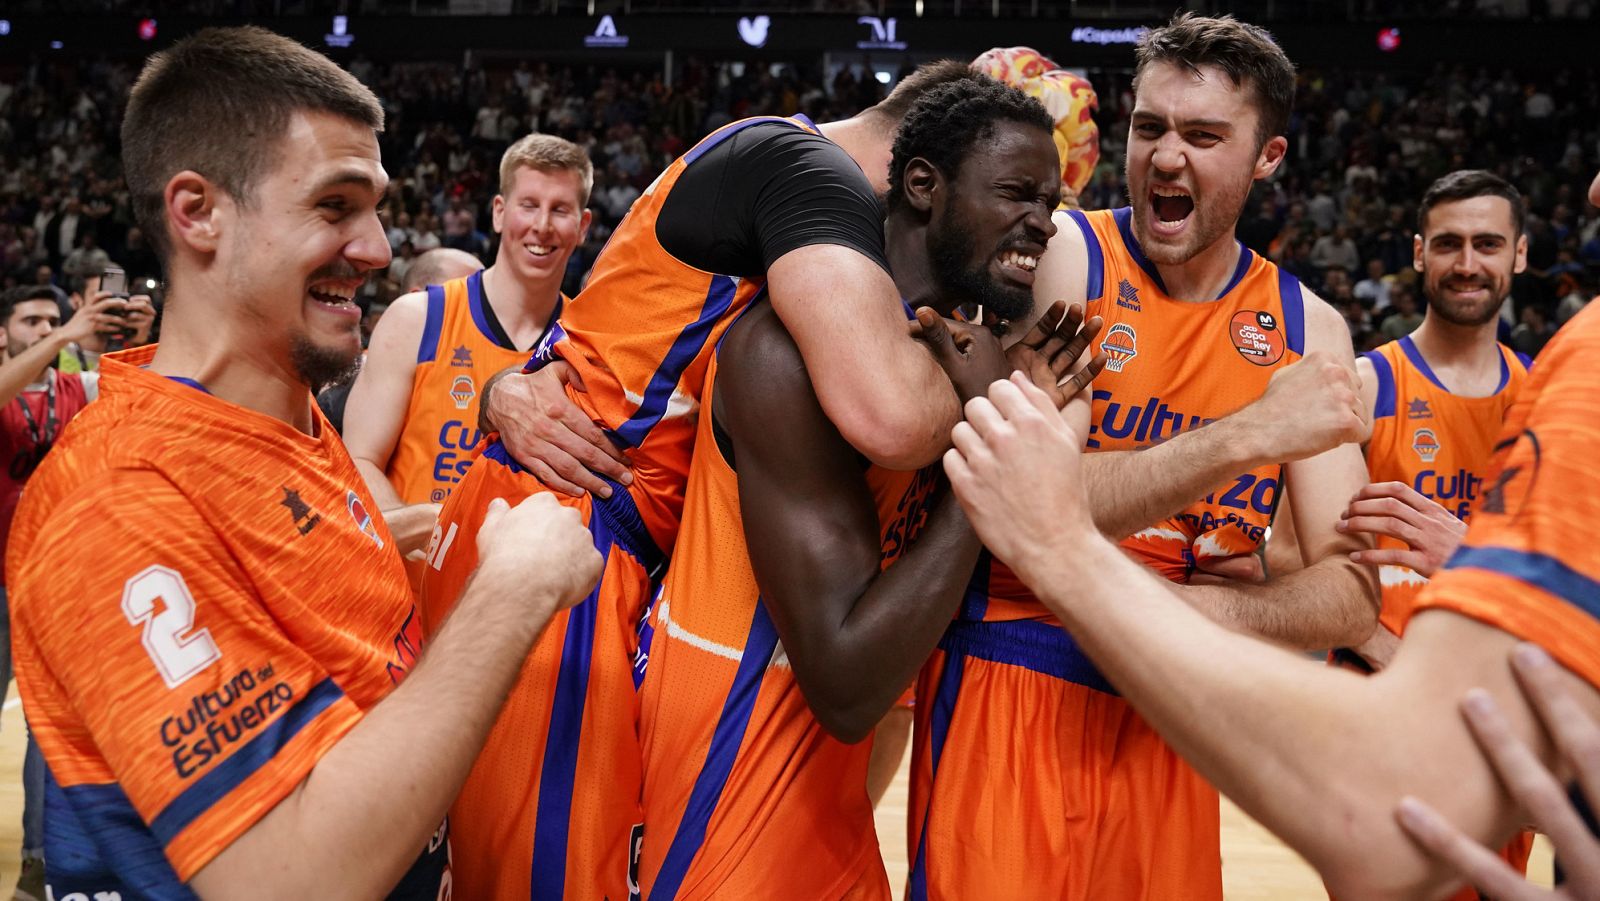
left=810, top=695, right=877, bottom=745
left=835, top=407, right=947, bottom=471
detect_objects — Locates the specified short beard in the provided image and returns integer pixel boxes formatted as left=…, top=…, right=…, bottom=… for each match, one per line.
left=929, top=202, right=1034, bottom=323
left=1423, top=271, right=1505, bottom=328
left=291, top=334, right=361, bottom=393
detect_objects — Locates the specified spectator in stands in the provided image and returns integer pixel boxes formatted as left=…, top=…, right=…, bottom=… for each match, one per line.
left=1511, top=302, right=1556, bottom=356
left=1312, top=224, right=1362, bottom=274
left=1353, top=258, right=1393, bottom=311
left=1380, top=282, right=1425, bottom=339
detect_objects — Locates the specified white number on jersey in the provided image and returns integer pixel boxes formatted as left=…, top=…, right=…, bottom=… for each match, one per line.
left=121, top=565, right=222, bottom=688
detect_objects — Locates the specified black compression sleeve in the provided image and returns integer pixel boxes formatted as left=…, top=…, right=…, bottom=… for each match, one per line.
left=656, top=122, right=890, bottom=278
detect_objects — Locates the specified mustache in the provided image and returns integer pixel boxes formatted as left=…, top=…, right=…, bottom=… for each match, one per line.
left=308, top=261, right=365, bottom=282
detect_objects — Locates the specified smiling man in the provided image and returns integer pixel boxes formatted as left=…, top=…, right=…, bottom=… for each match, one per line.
left=4, top=28, right=602, bottom=900
left=906, top=14, right=1376, bottom=899
left=345, top=135, right=593, bottom=556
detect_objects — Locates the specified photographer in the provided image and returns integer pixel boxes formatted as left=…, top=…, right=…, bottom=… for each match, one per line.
left=0, top=282, right=150, bottom=901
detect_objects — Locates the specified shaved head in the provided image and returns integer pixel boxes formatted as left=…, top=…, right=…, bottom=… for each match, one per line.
left=403, top=248, right=485, bottom=293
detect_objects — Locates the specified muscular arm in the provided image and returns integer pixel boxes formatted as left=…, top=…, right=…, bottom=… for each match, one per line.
left=1181, top=296, right=1380, bottom=649
left=722, top=305, right=979, bottom=743
left=343, top=290, right=426, bottom=511
left=767, top=244, right=959, bottom=471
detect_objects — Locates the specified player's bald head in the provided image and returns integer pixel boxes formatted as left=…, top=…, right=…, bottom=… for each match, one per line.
left=403, top=249, right=485, bottom=293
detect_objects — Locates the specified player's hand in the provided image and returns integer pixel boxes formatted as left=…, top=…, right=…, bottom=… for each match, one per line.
left=1236, top=351, right=1367, bottom=463
left=1189, top=552, right=1267, bottom=586
left=1002, top=300, right=1108, bottom=410
left=1340, top=481, right=1466, bottom=577
left=1351, top=624, right=1401, bottom=672
left=911, top=307, right=1009, bottom=405
left=945, top=372, right=1093, bottom=582
left=59, top=291, right=125, bottom=349
left=382, top=502, right=441, bottom=559
left=482, top=363, right=631, bottom=499
left=1396, top=643, right=1600, bottom=899
left=475, top=494, right=603, bottom=613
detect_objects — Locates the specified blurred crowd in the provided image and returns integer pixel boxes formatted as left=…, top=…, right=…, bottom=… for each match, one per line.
left=2, top=50, right=1596, bottom=357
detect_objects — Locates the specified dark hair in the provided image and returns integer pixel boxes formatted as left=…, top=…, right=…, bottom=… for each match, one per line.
left=887, top=75, right=1054, bottom=212
left=871, top=59, right=977, bottom=121
left=1418, top=170, right=1525, bottom=237
left=1, top=287, right=60, bottom=327
left=1134, top=12, right=1295, bottom=147
left=122, top=26, right=384, bottom=266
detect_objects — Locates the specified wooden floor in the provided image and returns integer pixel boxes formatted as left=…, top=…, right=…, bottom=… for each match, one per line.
left=0, top=684, right=1555, bottom=898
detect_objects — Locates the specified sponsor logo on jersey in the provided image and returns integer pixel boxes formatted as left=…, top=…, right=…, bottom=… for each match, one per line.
left=1100, top=323, right=1138, bottom=372
left=1413, top=428, right=1440, bottom=463
left=1116, top=278, right=1141, bottom=312
left=279, top=486, right=321, bottom=536
left=450, top=344, right=473, bottom=368
left=1229, top=310, right=1285, bottom=366
left=346, top=489, right=385, bottom=548
left=161, top=664, right=295, bottom=779
left=1407, top=397, right=1432, bottom=419
left=450, top=375, right=476, bottom=410
left=1086, top=389, right=1215, bottom=449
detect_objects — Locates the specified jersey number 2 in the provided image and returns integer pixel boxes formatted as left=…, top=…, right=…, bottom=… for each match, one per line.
left=122, top=565, right=222, bottom=688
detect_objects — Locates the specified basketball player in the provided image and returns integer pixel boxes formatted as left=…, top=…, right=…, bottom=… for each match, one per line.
left=418, top=63, right=993, bottom=901
left=636, top=78, right=1101, bottom=900
left=943, top=163, right=1600, bottom=901
left=345, top=136, right=594, bottom=555
left=905, top=15, right=1375, bottom=899
left=4, top=28, right=601, bottom=899
left=399, top=247, right=484, bottom=295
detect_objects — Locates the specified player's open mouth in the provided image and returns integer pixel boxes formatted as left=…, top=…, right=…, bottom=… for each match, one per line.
left=999, top=249, right=1039, bottom=273
left=1149, top=186, right=1195, bottom=236
left=309, top=283, right=360, bottom=314
left=525, top=243, right=557, bottom=258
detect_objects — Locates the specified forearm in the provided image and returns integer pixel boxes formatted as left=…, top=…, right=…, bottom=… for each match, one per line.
left=1180, top=553, right=1379, bottom=649
left=1024, top=538, right=1515, bottom=900
left=819, top=347, right=960, bottom=471
left=353, top=457, right=406, bottom=511
left=1085, top=417, right=1267, bottom=539
left=190, top=568, right=559, bottom=900
left=796, top=489, right=981, bottom=742
left=477, top=365, right=522, bottom=434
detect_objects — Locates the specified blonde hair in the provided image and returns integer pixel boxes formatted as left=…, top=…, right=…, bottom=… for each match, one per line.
left=498, top=134, right=594, bottom=206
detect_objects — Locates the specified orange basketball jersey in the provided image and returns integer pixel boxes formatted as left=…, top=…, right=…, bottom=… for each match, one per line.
left=532, top=114, right=822, bottom=552
left=419, top=438, right=663, bottom=901
left=909, top=208, right=1308, bottom=900
left=1362, top=336, right=1529, bottom=633
left=1412, top=301, right=1600, bottom=700
left=387, top=270, right=562, bottom=505
left=6, top=346, right=446, bottom=898
left=636, top=350, right=935, bottom=901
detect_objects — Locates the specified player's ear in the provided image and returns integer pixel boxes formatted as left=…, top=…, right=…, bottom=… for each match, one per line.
left=1253, top=136, right=1287, bottom=181
left=165, top=170, right=221, bottom=256
left=1413, top=233, right=1425, bottom=273
left=903, top=158, right=939, bottom=214
left=1514, top=232, right=1529, bottom=275
left=491, top=194, right=506, bottom=235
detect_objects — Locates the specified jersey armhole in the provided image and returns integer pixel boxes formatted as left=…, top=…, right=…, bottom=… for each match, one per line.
left=1276, top=268, right=1307, bottom=356
left=416, top=286, right=446, bottom=365
left=1366, top=350, right=1397, bottom=419
left=1065, top=210, right=1105, bottom=303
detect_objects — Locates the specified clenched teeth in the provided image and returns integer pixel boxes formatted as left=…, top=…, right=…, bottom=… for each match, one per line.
left=1001, top=251, right=1038, bottom=272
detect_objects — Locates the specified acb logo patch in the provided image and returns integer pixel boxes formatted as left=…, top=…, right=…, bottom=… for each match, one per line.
left=1229, top=310, right=1285, bottom=366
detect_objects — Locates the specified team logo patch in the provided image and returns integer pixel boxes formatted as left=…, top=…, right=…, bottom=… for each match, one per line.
left=450, top=375, right=476, bottom=410
left=450, top=345, right=473, bottom=368
left=1116, top=278, right=1141, bottom=312
left=1407, top=398, right=1432, bottom=419
left=1228, top=310, right=1285, bottom=366
left=346, top=490, right=385, bottom=549
left=1413, top=428, right=1440, bottom=463
left=1100, top=323, right=1138, bottom=372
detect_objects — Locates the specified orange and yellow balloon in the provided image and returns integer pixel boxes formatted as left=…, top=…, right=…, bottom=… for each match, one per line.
left=972, top=46, right=1100, bottom=208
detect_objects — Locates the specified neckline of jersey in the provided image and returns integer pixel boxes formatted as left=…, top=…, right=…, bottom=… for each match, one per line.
left=469, top=268, right=564, bottom=354
left=1399, top=334, right=1511, bottom=397
left=1111, top=206, right=1255, bottom=303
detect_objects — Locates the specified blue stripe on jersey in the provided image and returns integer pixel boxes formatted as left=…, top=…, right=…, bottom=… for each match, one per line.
left=1516, top=350, right=1534, bottom=372
left=1112, top=207, right=1167, bottom=295
left=529, top=518, right=610, bottom=900
left=48, top=770, right=195, bottom=900
left=528, top=321, right=568, bottom=372
left=465, top=270, right=497, bottom=346
left=1367, top=349, right=1397, bottom=420
left=148, top=677, right=345, bottom=849
left=164, top=377, right=211, bottom=395
left=908, top=649, right=966, bottom=901
left=418, top=285, right=446, bottom=364
left=652, top=601, right=781, bottom=900
left=1278, top=267, right=1306, bottom=356
left=1219, top=243, right=1255, bottom=299
left=1400, top=335, right=1450, bottom=393
left=682, top=116, right=810, bottom=167
left=1444, top=545, right=1600, bottom=619
left=938, top=618, right=1117, bottom=696
left=956, top=552, right=992, bottom=621
left=613, top=275, right=740, bottom=449
left=1065, top=211, right=1105, bottom=303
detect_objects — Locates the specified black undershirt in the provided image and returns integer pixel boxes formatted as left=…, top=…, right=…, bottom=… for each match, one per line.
left=654, top=121, right=890, bottom=278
